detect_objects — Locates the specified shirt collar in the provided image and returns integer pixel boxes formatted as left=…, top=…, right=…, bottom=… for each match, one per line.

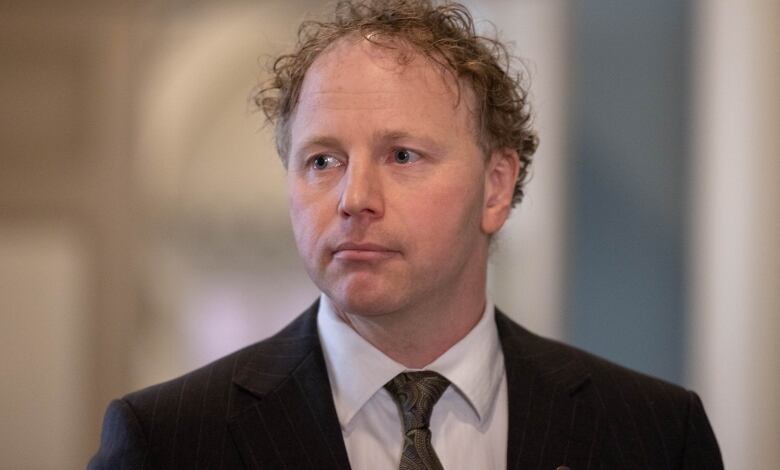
left=316, top=294, right=504, bottom=428
left=425, top=296, right=504, bottom=423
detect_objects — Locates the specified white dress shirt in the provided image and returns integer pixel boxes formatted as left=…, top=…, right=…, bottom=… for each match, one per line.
left=317, top=294, right=508, bottom=470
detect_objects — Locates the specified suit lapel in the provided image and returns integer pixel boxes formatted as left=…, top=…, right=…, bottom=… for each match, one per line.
left=497, top=311, right=604, bottom=470
left=227, top=304, right=351, bottom=470
left=224, top=304, right=605, bottom=470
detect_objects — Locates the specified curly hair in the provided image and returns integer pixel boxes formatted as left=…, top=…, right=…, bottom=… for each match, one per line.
left=254, top=0, right=538, bottom=205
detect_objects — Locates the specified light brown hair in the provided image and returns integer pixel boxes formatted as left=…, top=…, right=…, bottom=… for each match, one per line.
left=254, top=0, right=538, bottom=205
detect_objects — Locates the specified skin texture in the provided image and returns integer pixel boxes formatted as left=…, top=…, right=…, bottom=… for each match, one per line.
left=286, top=36, right=519, bottom=367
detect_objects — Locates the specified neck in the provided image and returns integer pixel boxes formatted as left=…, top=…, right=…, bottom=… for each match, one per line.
left=333, top=274, right=487, bottom=369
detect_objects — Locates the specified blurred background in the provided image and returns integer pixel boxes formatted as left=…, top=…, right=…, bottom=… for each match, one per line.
left=0, top=0, right=777, bottom=468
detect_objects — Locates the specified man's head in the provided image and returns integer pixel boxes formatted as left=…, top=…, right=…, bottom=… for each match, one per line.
left=255, top=0, right=538, bottom=318
left=256, top=0, right=538, bottom=205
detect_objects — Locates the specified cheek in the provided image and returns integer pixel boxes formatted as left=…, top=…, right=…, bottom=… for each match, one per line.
left=401, top=174, right=484, bottom=245
left=288, top=192, right=320, bottom=255
left=429, top=171, right=484, bottom=219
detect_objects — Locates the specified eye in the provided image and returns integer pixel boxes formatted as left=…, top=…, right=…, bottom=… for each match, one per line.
left=393, top=148, right=420, bottom=164
left=310, top=154, right=341, bottom=170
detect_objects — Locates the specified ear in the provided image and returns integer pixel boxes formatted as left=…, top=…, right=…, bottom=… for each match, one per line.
left=481, top=148, right=521, bottom=235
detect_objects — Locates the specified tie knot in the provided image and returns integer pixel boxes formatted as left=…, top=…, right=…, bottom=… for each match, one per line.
left=384, top=371, right=450, bottom=431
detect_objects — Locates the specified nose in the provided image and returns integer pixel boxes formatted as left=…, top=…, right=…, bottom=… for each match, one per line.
left=338, top=159, right=384, bottom=220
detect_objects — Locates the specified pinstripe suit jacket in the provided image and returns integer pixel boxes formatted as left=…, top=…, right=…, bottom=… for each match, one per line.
left=89, top=301, right=723, bottom=469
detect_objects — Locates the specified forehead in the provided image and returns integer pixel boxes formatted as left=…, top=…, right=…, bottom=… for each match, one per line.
left=306, top=36, right=459, bottom=97
left=289, top=37, right=478, bottom=148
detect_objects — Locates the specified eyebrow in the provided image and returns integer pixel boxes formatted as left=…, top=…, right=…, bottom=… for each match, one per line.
left=375, top=129, right=413, bottom=142
left=292, top=129, right=446, bottom=160
left=373, top=129, right=439, bottom=145
left=291, top=136, right=344, bottom=161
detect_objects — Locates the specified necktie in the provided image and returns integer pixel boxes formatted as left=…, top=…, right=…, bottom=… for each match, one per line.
left=384, top=371, right=450, bottom=470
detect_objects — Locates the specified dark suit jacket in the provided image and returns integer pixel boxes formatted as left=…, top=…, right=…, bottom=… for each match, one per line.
left=89, top=301, right=723, bottom=469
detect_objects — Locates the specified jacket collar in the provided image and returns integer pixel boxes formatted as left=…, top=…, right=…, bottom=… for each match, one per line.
left=228, top=304, right=603, bottom=470
left=229, top=300, right=351, bottom=470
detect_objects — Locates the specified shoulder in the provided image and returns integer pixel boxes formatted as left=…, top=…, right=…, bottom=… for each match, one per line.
left=495, top=309, right=691, bottom=403
left=120, top=337, right=260, bottom=426
left=123, top=304, right=320, bottom=425
left=496, top=310, right=723, bottom=468
left=89, top=303, right=321, bottom=469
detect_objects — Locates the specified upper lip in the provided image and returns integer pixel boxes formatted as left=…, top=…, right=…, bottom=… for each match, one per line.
left=334, top=242, right=395, bottom=252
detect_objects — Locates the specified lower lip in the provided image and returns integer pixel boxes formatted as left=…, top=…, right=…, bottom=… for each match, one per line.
left=333, top=250, right=398, bottom=261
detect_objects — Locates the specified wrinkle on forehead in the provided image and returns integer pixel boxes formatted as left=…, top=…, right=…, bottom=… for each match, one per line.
left=300, top=35, right=475, bottom=115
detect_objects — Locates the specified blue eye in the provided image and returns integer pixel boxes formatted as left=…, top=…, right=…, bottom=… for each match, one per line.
left=310, top=154, right=340, bottom=170
left=393, top=149, right=420, bottom=164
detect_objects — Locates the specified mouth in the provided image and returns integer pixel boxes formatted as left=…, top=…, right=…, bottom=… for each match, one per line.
left=332, top=242, right=400, bottom=262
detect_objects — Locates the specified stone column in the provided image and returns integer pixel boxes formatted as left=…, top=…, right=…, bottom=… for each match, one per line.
left=690, top=1, right=780, bottom=468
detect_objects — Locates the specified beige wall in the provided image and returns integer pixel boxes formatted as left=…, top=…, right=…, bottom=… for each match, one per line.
left=691, top=1, right=780, bottom=468
left=0, top=225, right=88, bottom=469
left=1, top=4, right=139, bottom=468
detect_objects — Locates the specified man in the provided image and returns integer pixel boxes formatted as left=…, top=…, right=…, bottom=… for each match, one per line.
left=90, top=1, right=723, bottom=469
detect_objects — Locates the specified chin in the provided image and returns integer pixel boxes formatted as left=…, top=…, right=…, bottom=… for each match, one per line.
left=328, top=285, right=404, bottom=318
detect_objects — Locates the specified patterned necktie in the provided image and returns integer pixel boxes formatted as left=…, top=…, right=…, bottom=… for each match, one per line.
left=384, top=371, right=450, bottom=470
